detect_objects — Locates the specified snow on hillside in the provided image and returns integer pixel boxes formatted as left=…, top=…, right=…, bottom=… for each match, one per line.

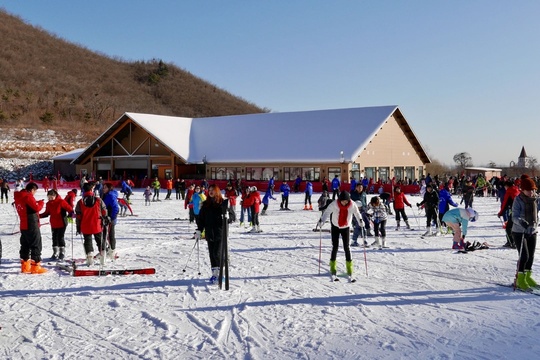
left=1, top=190, right=540, bottom=359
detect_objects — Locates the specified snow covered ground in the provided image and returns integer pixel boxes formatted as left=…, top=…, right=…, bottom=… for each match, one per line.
left=1, top=189, right=540, bottom=359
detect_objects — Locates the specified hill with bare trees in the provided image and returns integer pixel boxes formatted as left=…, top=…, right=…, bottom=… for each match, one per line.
left=0, top=9, right=267, bottom=160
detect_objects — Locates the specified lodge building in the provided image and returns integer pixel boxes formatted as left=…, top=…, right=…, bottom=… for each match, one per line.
left=71, top=106, right=431, bottom=188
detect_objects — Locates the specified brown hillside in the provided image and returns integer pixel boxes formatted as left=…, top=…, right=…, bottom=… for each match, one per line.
left=0, top=10, right=267, bottom=145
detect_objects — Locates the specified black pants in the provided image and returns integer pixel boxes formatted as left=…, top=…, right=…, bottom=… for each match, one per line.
left=207, top=238, right=221, bottom=268
left=304, top=194, right=312, bottom=205
left=394, top=208, right=408, bottom=222
left=332, top=188, right=339, bottom=200
left=280, top=195, right=289, bottom=209
left=83, top=232, right=103, bottom=254
left=51, top=226, right=67, bottom=248
left=513, top=232, right=537, bottom=272
left=102, top=223, right=116, bottom=250
left=330, top=225, right=352, bottom=262
left=19, top=226, right=43, bottom=262
left=1, top=188, right=8, bottom=201
left=373, top=220, right=387, bottom=237
left=425, top=207, right=437, bottom=228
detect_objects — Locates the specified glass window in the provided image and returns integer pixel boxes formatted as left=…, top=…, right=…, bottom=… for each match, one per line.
left=394, top=167, right=404, bottom=181
left=328, top=167, right=341, bottom=181
left=262, top=167, right=279, bottom=181
left=365, top=167, right=376, bottom=180
left=379, top=167, right=390, bottom=182
left=405, top=167, right=415, bottom=182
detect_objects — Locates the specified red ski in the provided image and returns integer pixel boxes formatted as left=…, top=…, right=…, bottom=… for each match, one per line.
left=73, top=268, right=156, bottom=277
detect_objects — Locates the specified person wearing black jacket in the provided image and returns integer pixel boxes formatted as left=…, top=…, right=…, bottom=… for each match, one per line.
left=195, top=184, right=228, bottom=284
left=417, top=183, right=440, bottom=236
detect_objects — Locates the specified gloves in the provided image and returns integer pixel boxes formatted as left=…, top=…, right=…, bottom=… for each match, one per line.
left=194, top=230, right=202, bottom=240
left=317, top=220, right=324, bottom=228
left=408, top=204, right=412, bottom=208
left=416, top=203, right=420, bottom=207
left=519, top=218, right=530, bottom=228
left=526, top=226, right=538, bottom=236
left=102, top=216, right=111, bottom=226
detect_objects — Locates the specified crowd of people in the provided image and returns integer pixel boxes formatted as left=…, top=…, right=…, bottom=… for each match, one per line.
left=4, top=170, right=539, bottom=293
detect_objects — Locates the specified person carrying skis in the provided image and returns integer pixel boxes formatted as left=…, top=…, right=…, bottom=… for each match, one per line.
left=75, top=182, right=108, bottom=266
left=511, top=176, right=539, bottom=291
left=304, top=181, right=313, bottom=210
left=498, top=180, right=520, bottom=248
left=367, top=196, right=388, bottom=249
left=195, top=184, right=228, bottom=284
left=14, top=182, right=47, bottom=274
left=317, top=191, right=363, bottom=282
left=279, top=182, right=290, bottom=210
left=441, top=207, right=479, bottom=251
left=101, top=182, right=120, bottom=261
left=417, top=183, right=440, bottom=236
left=118, top=197, right=133, bottom=216
left=39, top=189, right=73, bottom=260
left=393, top=186, right=412, bottom=230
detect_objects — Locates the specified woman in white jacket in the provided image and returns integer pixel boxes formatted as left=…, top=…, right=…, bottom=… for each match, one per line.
left=318, top=191, right=364, bottom=282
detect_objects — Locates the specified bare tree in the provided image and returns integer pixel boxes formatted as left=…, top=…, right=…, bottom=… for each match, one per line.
left=453, top=152, right=473, bottom=170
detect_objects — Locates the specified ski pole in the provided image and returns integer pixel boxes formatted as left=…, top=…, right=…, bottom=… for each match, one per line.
left=318, top=226, right=322, bottom=275
left=196, top=235, right=201, bottom=276
left=513, top=233, right=525, bottom=291
left=411, top=205, right=421, bottom=229
left=362, top=229, right=368, bottom=277
left=181, top=238, right=198, bottom=273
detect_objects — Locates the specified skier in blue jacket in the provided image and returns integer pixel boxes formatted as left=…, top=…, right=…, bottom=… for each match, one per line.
left=101, top=182, right=120, bottom=260
left=279, top=182, right=290, bottom=210
left=331, top=175, right=341, bottom=200
left=304, top=181, right=313, bottom=210
left=261, top=187, right=276, bottom=215
left=438, top=184, right=458, bottom=230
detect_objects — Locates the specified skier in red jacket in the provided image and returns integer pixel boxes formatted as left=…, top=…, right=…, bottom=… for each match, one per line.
left=393, top=186, right=412, bottom=230
left=75, top=182, right=108, bottom=266
left=40, top=189, right=73, bottom=260
left=14, top=182, right=47, bottom=274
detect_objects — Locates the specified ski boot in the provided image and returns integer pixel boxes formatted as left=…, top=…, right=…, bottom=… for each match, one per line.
left=58, top=247, right=65, bottom=261
left=51, top=246, right=59, bottom=260
left=526, top=270, right=539, bottom=288
left=21, top=259, right=31, bottom=274
left=30, top=260, right=48, bottom=274
left=209, top=267, right=219, bottom=284
left=516, top=272, right=532, bottom=292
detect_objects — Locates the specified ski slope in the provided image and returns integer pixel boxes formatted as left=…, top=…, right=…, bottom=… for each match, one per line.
left=1, top=189, right=539, bottom=359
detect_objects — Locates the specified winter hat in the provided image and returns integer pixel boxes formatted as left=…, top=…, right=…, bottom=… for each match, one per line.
left=467, top=208, right=479, bottom=222
left=521, top=177, right=537, bottom=191
left=339, top=191, right=351, bottom=202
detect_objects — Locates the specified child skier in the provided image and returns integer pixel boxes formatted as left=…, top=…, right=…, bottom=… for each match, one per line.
left=367, top=196, right=388, bottom=249
left=39, top=189, right=73, bottom=260
left=318, top=191, right=363, bottom=282
left=143, top=186, right=152, bottom=206
left=393, top=186, right=412, bottom=230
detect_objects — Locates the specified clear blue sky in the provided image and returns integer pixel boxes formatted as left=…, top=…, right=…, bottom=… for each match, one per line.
left=2, top=1, right=539, bottom=167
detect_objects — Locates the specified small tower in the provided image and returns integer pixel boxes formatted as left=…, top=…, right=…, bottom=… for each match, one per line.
left=518, top=146, right=531, bottom=168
